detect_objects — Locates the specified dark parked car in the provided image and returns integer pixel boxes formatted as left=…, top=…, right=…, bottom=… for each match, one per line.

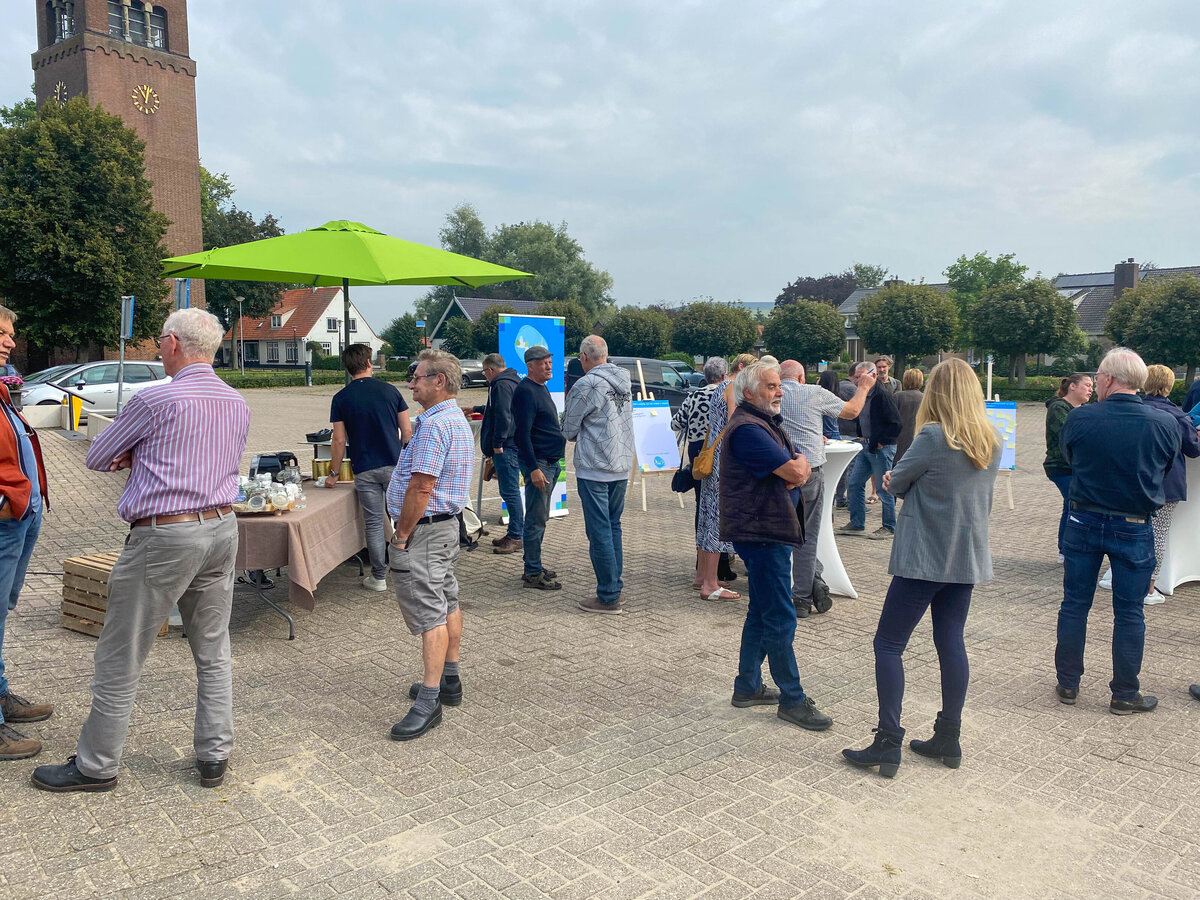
left=566, top=356, right=695, bottom=413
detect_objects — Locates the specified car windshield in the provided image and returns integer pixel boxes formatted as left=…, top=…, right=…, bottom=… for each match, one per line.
left=22, top=364, right=75, bottom=384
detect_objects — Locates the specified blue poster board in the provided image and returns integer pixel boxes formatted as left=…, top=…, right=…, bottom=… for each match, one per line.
left=985, top=401, right=1017, bottom=470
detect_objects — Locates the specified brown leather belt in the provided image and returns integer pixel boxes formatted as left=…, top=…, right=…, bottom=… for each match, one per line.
left=131, top=506, right=233, bottom=528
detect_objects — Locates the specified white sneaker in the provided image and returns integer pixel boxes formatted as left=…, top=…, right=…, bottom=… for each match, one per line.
left=1098, top=569, right=1112, bottom=590
left=1057, top=553, right=1064, bottom=565
left=362, top=574, right=388, bottom=592
left=1144, top=590, right=1166, bottom=606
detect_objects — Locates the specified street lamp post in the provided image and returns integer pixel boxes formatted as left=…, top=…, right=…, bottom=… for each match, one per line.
left=292, top=326, right=298, bottom=371
left=236, top=295, right=245, bottom=374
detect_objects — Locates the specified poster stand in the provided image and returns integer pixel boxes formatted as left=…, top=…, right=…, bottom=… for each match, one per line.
left=630, top=360, right=684, bottom=512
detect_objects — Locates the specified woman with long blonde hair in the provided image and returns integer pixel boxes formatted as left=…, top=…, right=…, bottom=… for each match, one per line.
left=843, top=358, right=1000, bottom=777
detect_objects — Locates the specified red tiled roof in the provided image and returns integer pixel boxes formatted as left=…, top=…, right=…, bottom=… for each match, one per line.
left=221, top=287, right=342, bottom=341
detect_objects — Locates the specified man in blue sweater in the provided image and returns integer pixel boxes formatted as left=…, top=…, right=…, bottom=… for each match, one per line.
left=512, top=346, right=566, bottom=590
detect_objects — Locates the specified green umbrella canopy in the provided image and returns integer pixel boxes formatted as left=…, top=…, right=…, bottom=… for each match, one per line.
left=161, top=219, right=532, bottom=287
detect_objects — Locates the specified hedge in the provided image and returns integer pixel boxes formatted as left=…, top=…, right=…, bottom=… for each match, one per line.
left=216, top=369, right=408, bottom=389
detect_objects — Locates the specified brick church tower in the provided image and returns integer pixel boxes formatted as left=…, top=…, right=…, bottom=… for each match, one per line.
left=30, top=0, right=205, bottom=310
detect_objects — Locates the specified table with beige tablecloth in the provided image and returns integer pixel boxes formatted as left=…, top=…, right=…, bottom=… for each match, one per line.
left=235, top=482, right=365, bottom=610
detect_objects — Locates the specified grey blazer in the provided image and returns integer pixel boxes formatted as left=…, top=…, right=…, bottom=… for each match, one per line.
left=887, top=423, right=1000, bottom=584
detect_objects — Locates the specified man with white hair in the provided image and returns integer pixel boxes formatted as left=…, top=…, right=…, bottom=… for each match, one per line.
left=34, top=308, right=250, bottom=792
left=720, top=362, right=832, bottom=732
left=778, top=360, right=872, bottom=617
left=562, top=335, right=634, bottom=614
left=1054, top=347, right=1179, bottom=716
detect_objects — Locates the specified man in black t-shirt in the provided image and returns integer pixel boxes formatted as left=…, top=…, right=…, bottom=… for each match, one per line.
left=325, top=344, right=412, bottom=591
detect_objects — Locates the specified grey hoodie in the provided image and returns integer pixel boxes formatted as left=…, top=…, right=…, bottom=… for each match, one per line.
left=562, top=362, right=634, bottom=482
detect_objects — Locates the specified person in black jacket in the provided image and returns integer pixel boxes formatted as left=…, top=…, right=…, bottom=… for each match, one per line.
left=511, top=346, right=567, bottom=590
left=838, top=361, right=901, bottom=539
left=472, top=354, right=524, bottom=554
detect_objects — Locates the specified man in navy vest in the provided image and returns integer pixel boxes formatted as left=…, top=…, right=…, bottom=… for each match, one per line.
left=720, top=361, right=833, bottom=732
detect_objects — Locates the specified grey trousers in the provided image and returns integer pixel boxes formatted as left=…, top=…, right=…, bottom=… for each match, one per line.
left=354, top=465, right=395, bottom=579
left=75, top=513, right=238, bottom=779
left=790, top=467, right=825, bottom=603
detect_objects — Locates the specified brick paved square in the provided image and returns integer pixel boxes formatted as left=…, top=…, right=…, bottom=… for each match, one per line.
left=1, top=388, right=1197, bottom=898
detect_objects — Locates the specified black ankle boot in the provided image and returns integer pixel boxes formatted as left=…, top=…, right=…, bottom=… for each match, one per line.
left=842, top=728, right=904, bottom=778
left=909, top=712, right=961, bottom=769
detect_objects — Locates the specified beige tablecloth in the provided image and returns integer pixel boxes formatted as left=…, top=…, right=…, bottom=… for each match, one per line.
left=235, top=483, right=365, bottom=609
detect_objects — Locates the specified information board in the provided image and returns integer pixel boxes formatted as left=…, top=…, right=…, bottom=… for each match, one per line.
left=985, top=401, right=1017, bottom=470
left=631, top=400, right=681, bottom=473
left=496, top=314, right=566, bottom=412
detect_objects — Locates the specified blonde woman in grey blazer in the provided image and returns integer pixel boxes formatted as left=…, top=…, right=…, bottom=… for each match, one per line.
left=843, top=359, right=1000, bottom=778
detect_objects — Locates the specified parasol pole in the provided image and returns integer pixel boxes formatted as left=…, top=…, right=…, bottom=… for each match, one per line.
left=343, top=277, right=352, bottom=385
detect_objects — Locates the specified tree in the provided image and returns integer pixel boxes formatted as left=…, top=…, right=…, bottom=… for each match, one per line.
left=1104, top=284, right=1142, bottom=345
left=0, top=97, right=37, bottom=129
left=538, top=299, right=592, bottom=352
left=1121, top=275, right=1200, bottom=384
left=761, top=300, right=844, bottom=366
left=855, top=283, right=958, bottom=374
left=414, top=203, right=615, bottom=322
left=969, top=278, right=1079, bottom=387
left=775, top=270, right=858, bottom=307
left=0, top=97, right=170, bottom=367
left=671, top=300, right=758, bottom=359
left=944, top=252, right=1027, bottom=343
left=199, top=165, right=289, bottom=331
left=851, top=262, right=888, bottom=290
left=438, top=316, right=475, bottom=358
left=471, top=304, right=515, bottom=355
left=604, top=307, right=672, bottom=358
left=380, top=313, right=422, bottom=358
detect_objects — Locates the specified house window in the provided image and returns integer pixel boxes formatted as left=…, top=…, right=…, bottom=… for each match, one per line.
left=320, top=343, right=332, bottom=355
left=46, top=1, right=76, bottom=44
left=266, top=342, right=280, bottom=363
left=243, top=342, right=259, bottom=363
left=270, top=314, right=282, bottom=328
left=285, top=342, right=299, bottom=364
left=327, top=317, right=339, bottom=332
left=348, top=318, right=357, bottom=333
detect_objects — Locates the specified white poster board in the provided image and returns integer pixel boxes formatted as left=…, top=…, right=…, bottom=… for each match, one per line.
left=631, top=400, right=681, bottom=473
left=985, top=401, right=1017, bottom=470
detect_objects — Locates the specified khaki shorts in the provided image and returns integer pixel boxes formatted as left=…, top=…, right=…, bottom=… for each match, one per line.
left=389, top=517, right=460, bottom=635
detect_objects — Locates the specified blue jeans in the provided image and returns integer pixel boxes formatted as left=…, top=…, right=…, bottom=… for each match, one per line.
left=1047, top=474, right=1071, bottom=553
left=492, top=449, right=524, bottom=539
left=1055, top=509, right=1155, bottom=700
left=874, top=576, right=973, bottom=733
left=521, top=459, right=561, bottom=576
left=576, top=478, right=627, bottom=604
left=848, top=445, right=896, bottom=531
left=732, top=541, right=805, bottom=708
left=0, top=507, right=42, bottom=721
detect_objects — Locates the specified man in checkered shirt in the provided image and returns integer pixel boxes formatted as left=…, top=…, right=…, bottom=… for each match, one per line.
left=385, top=350, right=475, bottom=743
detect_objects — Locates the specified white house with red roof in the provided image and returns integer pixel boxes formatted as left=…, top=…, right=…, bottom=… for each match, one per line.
left=219, top=287, right=386, bottom=368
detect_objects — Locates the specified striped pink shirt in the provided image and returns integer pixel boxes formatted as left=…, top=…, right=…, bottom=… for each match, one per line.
left=85, top=363, right=250, bottom=523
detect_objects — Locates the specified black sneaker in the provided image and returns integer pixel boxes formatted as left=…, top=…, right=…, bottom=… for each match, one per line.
left=1055, top=684, right=1077, bottom=705
left=777, top=697, right=832, bottom=731
left=793, top=597, right=811, bottom=619
left=836, top=523, right=866, bottom=535
left=731, top=686, right=780, bottom=708
left=31, top=756, right=118, bottom=792
left=812, top=576, right=833, bottom=614
left=522, top=572, right=561, bottom=591
left=1190, top=684, right=1200, bottom=702
left=1110, top=694, right=1157, bottom=715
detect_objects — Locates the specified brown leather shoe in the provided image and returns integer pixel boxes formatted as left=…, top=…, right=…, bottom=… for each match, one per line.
left=493, top=536, right=523, bottom=554
left=0, top=723, right=42, bottom=760
left=1, top=691, right=52, bottom=723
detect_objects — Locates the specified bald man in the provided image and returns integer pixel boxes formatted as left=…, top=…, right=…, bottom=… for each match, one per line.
left=778, top=361, right=872, bottom=616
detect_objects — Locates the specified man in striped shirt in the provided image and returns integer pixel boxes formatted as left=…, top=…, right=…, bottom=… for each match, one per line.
left=34, top=309, right=250, bottom=793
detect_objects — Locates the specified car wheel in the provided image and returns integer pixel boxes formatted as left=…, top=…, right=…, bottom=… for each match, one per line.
left=37, top=399, right=60, bottom=405
left=461, top=374, right=470, bottom=388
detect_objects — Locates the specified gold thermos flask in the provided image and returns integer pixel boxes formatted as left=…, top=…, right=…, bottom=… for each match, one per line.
left=312, top=459, right=332, bottom=479
left=338, top=459, right=354, bottom=482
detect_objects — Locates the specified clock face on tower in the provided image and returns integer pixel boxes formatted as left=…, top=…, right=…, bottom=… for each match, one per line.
left=132, top=84, right=160, bottom=115
left=53, top=81, right=68, bottom=105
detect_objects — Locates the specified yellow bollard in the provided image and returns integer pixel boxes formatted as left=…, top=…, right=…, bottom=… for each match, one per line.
left=61, top=394, right=82, bottom=430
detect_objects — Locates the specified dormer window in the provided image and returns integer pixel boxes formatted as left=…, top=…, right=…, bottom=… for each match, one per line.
left=270, top=314, right=282, bottom=328
left=45, top=1, right=76, bottom=44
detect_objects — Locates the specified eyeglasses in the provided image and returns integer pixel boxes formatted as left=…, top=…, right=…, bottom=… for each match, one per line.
left=154, top=333, right=176, bottom=349
left=409, top=373, right=438, bottom=383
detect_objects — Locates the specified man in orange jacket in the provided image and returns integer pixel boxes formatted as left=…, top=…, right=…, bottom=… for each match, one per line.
left=0, top=305, right=52, bottom=761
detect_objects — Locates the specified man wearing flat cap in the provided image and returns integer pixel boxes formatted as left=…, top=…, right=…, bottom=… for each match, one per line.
left=511, top=345, right=566, bottom=590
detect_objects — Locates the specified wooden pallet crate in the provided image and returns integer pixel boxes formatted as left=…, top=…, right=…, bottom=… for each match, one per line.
left=60, top=551, right=168, bottom=638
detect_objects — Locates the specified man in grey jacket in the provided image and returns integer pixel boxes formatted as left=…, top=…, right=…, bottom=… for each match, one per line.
left=562, top=335, right=634, bottom=614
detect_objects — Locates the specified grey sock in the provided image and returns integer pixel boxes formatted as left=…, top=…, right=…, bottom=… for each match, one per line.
left=412, top=684, right=441, bottom=715
left=442, top=661, right=460, bottom=684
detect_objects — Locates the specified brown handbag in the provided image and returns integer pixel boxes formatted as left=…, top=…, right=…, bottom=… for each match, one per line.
left=482, top=457, right=496, bottom=482
left=691, top=425, right=724, bottom=479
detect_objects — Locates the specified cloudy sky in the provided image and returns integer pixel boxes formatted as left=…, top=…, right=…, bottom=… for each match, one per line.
left=3, top=1, right=1199, bottom=331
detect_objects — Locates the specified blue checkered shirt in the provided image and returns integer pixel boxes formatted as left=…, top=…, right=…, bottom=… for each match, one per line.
left=779, top=379, right=845, bottom=467
left=386, top=398, right=475, bottom=518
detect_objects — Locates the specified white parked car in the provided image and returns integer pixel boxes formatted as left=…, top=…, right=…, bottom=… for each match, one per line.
left=21, top=360, right=171, bottom=418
